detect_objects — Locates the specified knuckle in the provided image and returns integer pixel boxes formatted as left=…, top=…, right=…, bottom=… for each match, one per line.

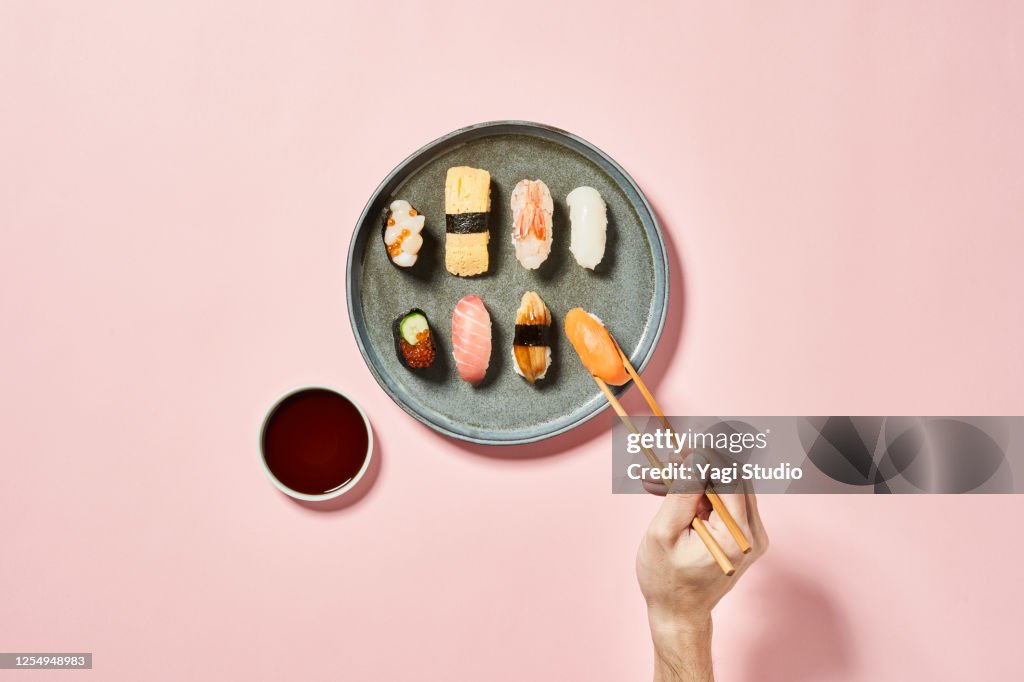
left=647, top=524, right=675, bottom=548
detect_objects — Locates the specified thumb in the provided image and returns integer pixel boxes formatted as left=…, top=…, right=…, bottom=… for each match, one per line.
left=649, top=492, right=704, bottom=544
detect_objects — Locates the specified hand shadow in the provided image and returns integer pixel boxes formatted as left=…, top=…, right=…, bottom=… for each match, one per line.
left=737, top=566, right=857, bottom=681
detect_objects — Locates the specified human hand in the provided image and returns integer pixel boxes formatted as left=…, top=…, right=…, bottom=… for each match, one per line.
left=636, top=481, right=768, bottom=681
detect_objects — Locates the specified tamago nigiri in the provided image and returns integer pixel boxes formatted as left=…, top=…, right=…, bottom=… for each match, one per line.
left=445, top=167, right=491, bottom=276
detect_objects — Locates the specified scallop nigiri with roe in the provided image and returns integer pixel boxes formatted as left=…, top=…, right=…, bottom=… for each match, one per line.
left=383, top=199, right=425, bottom=268
left=564, top=308, right=629, bottom=385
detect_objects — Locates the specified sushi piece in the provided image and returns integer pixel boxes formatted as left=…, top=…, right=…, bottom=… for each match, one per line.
left=564, top=307, right=628, bottom=385
left=451, top=295, right=492, bottom=384
left=445, top=166, right=491, bottom=277
left=512, top=291, right=552, bottom=383
left=566, top=186, right=607, bottom=269
left=510, top=179, right=554, bottom=269
left=382, top=199, right=425, bottom=268
left=392, top=309, right=436, bottom=369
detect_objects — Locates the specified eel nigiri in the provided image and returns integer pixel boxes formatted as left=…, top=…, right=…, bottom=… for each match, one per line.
left=445, top=167, right=491, bottom=277
left=392, top=309, right=436, bottom=369
left=383, top=199, right=425, bottom=268
left=566, top=186, right=607, bottom=270
left=512, top=292, right=551, bottom=383
left=452, top=295, right=492, bottom=384
left=511, top=179, right=553, bottom=269
left=564, top=307, right=629, bottom=385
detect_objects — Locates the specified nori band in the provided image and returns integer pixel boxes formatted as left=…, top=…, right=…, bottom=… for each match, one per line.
left=514, top=324, right=550, bottom=347
left=445, top=213, right=489, bottom=234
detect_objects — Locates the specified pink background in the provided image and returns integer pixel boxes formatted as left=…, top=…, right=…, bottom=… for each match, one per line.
left=2, top=1, right=1023, bottom=680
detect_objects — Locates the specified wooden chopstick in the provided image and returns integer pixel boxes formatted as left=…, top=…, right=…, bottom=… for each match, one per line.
left=614, top=344, right=752, bottom=555
left=614, top=341, right=671, bottom=431
left=593, top=375, right=734, bottom=576
left=705, top=488, right=752, bottom=554
left=691, top=517, right=736, bottom=575
left=593, top=377, right=663, bottom=471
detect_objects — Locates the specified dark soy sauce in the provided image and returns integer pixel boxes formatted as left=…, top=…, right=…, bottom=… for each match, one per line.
left=262, top=389, right=369, bottom=496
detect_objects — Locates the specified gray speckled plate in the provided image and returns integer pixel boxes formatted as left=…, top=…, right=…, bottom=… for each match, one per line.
left=346, top=121, right=668, bottom=445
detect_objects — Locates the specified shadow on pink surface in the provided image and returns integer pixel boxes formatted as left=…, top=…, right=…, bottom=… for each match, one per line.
left=741, top=566, right=856, bottom=681
left=635, top=204, right=687, bottom=400
left=445, top=206, right=688, bottom=460
left=286, top=434, right=383, bottom=512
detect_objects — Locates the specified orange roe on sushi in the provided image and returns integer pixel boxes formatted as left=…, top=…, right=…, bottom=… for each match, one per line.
left=386, top=228, right=410, bottom=258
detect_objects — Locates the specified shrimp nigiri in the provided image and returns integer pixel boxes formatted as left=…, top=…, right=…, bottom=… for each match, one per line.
left=511, top=179, right=553, bottom=269
left=564, top=308, right=629, bottom=385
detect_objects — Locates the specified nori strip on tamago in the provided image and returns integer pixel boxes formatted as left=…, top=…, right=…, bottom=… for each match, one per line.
left=445, top=213, right=489, bottom=234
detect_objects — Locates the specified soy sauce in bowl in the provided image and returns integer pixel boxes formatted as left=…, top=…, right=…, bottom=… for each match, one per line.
left=260, top=388, right=372, bottom=500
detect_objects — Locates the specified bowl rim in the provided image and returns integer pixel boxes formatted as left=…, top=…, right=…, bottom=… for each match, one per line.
left=346, top=120, right=670, bottom=445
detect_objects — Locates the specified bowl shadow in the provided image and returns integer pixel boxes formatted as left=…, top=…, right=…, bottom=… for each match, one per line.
left=287, top=436, right=383, bottom=512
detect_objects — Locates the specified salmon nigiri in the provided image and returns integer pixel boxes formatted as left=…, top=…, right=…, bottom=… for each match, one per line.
left=564, top=308, right=629, bottom=385
left=452, top=295, right=492, bottom=385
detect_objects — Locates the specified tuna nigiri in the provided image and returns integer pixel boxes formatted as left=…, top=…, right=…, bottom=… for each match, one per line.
left=564, top=308, right=629, bottom=385
left=451, top=295, right=492, bottom=385
left=511, top=179, right=553, bottom=269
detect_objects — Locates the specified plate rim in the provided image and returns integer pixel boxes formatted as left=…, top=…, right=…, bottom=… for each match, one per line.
left=346, top=120, right=669, bottom=446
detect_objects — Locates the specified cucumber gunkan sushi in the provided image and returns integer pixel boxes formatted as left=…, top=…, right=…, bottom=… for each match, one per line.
left=392, top=309, right=436, bottom=369
left=444, top=166, right=491, bottom=277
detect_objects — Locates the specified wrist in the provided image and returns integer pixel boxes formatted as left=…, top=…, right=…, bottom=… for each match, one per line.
left=649, top=613, right=714, bottom=682
left=648, top=609, right=713, bottom=644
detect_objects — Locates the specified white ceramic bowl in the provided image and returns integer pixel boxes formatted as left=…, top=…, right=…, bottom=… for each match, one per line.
left=258, top=386, right=374, bottom=501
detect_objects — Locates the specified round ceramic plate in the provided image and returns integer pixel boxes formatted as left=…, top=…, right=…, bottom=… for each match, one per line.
left=346, top=121, right=668, bottom=445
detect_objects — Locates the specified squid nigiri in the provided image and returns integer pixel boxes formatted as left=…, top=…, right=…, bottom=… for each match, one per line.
left=564, top=308, right=629, bottom=385
left=511, top=179, right=553, bottom=269
left=451, top=295, right=492, bottom=385
left=512, top=292, right=551, bottom=384
left=566, top=186, right=606, bottom=270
